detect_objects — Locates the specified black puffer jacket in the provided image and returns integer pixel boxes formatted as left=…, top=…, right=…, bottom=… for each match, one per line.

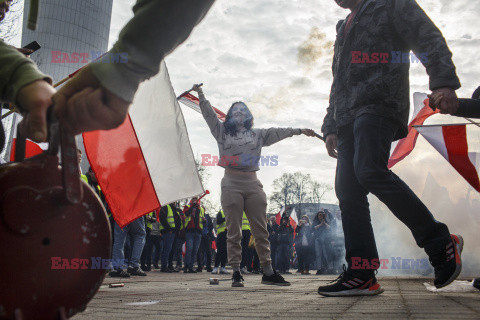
left=322, top=0, right=460, bottom=141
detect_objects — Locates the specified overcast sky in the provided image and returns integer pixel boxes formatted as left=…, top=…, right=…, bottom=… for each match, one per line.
left=109, top=0, right=480, bottom=211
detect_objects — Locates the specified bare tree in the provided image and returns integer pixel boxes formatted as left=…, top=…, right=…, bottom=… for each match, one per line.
left=308, top=181, right=333, bottom=211
left=0, top=0, right=23, bottom=43
left=290, top=172, right=312, bottom=216
left=269, top=173, right=295, bottom=210
left=269, top=171, right=334, bottom=214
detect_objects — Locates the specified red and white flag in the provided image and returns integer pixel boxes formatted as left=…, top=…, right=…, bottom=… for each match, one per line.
left=83, top=61, right=204, bottom=228
left=388, top=92, right=439, bottom=168
left=416, top=124, right=480, bottom=192
left=178, top=92, right=226, bottom=121
left=289, top=208, right=298, bottom=233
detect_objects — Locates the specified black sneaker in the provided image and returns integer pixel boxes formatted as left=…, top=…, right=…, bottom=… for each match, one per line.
left=109, top=269, right=130, bottom=278
left=127, top=267, right=147, bottom=276
left=262, top=271, right=291, bottom=286
left=431, top=234, right=463, bottom=289
left=317, top=267, right=384, bottom=297
left=160, top=268, right=172, bottom=273
left=473, top=278, right=480, bottom=291
left=153, top=264, right=160, bottom=269
left=232, top=271, right=244, bottom=287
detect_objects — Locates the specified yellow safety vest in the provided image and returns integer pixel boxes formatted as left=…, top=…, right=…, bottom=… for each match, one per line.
left=217, top=210, right=226, bottom=234
left=145, top=211, right=154, bottom=229
left=80, top=174, right=88, bottom=184
left=159, top=205, right=175, bottom=230
left=241, top=212, right=250, bottom=231
left=184, top=204, right=205, bottom=229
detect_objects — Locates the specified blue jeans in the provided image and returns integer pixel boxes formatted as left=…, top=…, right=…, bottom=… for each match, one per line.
left=314, top=237, right=332, bottom=270
left=336, top=114, right=450, bottom=277
left=184, top=231, right=201, bottom=269
left=161, top=232, right=175, bottom=269
left=112, top=217, right=146, bottom=269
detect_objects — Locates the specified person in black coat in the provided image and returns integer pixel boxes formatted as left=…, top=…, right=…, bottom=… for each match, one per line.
left=275, top=216, right=294, bottom=274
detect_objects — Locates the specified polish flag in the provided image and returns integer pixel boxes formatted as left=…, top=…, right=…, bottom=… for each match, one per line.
left=275, top=205, right=285, bottom=225
left=178, top=92, right=226, bottom=121
left=83, top=61, right=204, bottom=228
left=289, top=208, right=298, bottom=233
left=388, top=92, right=439, bottom=168
left=416, top=124, right=480, bottom=192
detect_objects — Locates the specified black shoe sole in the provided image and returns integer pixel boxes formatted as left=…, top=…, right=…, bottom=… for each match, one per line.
left=232, top=282, right=244, bottom=287
left=317, top=287, right=384, bottom=297
left=261, top=280, right=291, bottom=286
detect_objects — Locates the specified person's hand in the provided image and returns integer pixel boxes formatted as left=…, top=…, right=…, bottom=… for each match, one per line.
left=325, top=134, right=338, bottom=159
left=428, top=91, right=443, bottom=111
left=53, top=66, right=130, bottom=135
left=192, top=84, right=203, bottom=94
left=429, top=87, right=458, bottom=114
left=301, top=129, right=315, bottom=136
left=16, top=80, right=56, bottom=142
left=16, top=47, right=33, bottom=56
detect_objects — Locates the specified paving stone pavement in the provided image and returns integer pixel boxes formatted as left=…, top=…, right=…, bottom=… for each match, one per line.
left=73, top=270, right=480, bottom=320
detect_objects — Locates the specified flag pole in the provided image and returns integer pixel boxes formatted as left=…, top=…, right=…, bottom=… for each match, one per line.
left=177, top=83, right=203, bottom=99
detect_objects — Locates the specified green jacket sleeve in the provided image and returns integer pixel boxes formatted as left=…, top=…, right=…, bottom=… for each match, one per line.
left=0, top=40, right=52, bottom=105
left=90, top=0, right=215, bottom=103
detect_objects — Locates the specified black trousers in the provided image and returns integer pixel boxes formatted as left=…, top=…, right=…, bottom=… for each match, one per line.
left=336, top=114, right=450, bottom=277
left=197, top=235, right=212, bottom=269
left=214, top=231, right=228, bottom=268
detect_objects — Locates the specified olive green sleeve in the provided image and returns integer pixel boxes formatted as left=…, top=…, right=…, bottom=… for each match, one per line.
left=0, top=40, right=52, bottom=105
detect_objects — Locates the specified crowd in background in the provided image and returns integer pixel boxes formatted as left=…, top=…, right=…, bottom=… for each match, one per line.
left=82, top=164, right=344, bottom=277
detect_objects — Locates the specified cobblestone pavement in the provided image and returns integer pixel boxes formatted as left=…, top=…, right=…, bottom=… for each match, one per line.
left=73, top=270, right=480, bottom=320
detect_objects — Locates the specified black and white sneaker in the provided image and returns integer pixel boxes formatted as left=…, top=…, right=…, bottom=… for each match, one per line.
left=109, top=269, right=130, bottom=278
left=232, top=271, right=244, bottom=287
left=261, top=271, right=291, bottom=286
left=317, top=267, right=383, bottom=297
left=127, top=267, right=147, bottom=276
left=431, top=234, right=463, bottom=288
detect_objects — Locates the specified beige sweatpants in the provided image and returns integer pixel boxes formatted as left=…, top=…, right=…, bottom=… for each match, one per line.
left=220, top=171, right=271, bottom=268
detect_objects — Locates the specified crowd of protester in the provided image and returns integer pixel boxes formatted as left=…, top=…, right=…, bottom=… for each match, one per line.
left=269, top=209, right=345, bottom=276
left=83, top=167, right=344, bottom=277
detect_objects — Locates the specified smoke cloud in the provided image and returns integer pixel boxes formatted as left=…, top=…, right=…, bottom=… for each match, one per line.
left=297, top=27, right=334, bottom=70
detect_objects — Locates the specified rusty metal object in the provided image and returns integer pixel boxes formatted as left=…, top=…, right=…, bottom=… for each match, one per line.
left=0, top=118, right=111, bottom=319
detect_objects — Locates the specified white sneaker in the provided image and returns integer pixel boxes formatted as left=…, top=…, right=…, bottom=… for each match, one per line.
left=220, top=267, right=230, bottom=274
left=211, top=267, right=219, bottom=274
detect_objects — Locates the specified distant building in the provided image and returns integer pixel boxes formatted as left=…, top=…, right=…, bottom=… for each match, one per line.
left=14, top=0, right=114, bottom=170
left=21, top=0, right=113, bottom=81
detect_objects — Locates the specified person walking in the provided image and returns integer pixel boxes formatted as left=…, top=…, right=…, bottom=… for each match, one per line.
left=319, top=0, right=463, bottom=296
